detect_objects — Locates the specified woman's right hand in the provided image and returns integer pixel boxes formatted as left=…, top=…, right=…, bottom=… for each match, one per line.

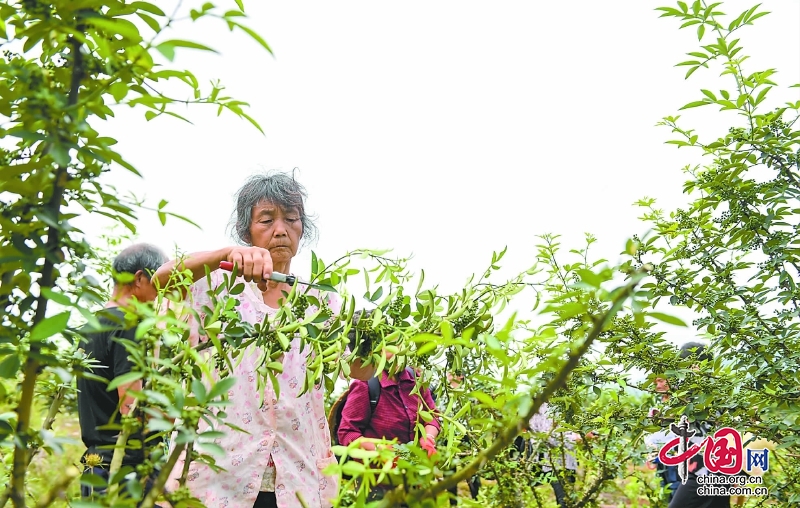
left=227, top=246, right=274, bottom=292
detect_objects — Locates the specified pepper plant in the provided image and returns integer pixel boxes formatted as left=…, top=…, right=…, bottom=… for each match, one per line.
left=3, top=1, right=797, bottom=508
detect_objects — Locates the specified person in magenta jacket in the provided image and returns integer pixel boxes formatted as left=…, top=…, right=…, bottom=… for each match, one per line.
left=337, top=353, right=440, bottom=501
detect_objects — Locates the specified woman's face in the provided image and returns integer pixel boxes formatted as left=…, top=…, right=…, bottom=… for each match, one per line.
left=248, top=201, right=303, bottom=264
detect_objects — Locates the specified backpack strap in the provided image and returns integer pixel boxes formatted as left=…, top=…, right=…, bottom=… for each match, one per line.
left=329, top=377, right=382, bottom=446
left=365, top=368, right=418, bottom=422
left=367, top=376, right=381, bottom=417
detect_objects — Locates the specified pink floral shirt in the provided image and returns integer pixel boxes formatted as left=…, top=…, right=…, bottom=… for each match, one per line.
left=165, top=270, right=340, bottom=508
left=527, top=402, right=577, bottom=472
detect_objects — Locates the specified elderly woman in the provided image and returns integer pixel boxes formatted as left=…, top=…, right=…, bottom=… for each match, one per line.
left=155, top=172, right=373, bottom=508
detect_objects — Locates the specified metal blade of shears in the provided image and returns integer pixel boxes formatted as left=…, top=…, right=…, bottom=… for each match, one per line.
left=218, top=261, right=337, bottom=293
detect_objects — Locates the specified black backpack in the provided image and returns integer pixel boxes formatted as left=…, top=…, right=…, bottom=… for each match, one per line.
left=328, top=367, right=418, bottom=445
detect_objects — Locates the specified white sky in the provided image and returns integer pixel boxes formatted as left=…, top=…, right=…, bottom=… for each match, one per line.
left=84, top=0, right=800, bottom=344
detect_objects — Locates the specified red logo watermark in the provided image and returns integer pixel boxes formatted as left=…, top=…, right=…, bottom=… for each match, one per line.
left=657, top=416, right=769, bottom=484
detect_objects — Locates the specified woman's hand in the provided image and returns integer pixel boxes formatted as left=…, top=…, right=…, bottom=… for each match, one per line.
left=154, top=246, right=273, bottom=294
left=419, top=436, right=437, bottom=458
left=227, top=246, right=274, bottom=291
left=420, top=424, right=439, bottom=458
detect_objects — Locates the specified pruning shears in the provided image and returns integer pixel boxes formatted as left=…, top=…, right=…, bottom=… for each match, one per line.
left=218, top=261, right=336, bottom=292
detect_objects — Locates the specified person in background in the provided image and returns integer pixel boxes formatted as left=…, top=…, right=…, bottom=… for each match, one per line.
left=645, top=373, right=681, bottom=502
left=666, top=341, right=731, bottom=508
left=527, top=402, right=578, bottom=508
left=77, top=243, right=169, bottom=502
left=443, top=372, right=482, bottom=504
left=337, top=321, right=440, bottom=503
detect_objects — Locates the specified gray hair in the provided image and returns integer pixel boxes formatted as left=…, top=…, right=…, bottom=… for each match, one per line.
left=112, top=243, right=168, bottom=284
left=229, top=169, right=318, bottom=246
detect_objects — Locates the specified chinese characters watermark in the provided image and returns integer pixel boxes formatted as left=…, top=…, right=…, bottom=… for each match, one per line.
left=657, top=416, right=770, bottom=497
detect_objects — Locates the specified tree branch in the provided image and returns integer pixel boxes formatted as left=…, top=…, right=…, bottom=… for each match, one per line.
left=9, top=29, right=83, bottom=507
left=373, top=274, right=644, bottom=507
left=138, top=442, right=186, bottom=508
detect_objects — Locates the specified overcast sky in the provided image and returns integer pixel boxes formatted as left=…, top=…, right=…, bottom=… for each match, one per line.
left=83, top=0, right=800, bottom=343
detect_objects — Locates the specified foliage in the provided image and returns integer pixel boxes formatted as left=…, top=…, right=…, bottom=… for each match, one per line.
left=632, top=0, right=800, bottom=504
left=1, top=1, right=796, bottom=508
left=0, top=0, right=271, bottom=506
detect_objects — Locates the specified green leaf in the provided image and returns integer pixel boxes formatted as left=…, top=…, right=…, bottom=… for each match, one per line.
left=576, top=269, right=602, bottom=288
left=107, top=371, right=144, bottom=391
left=230, top=21, right=273, bottom=56
left=91, top=17, right=143, bottom=43
left=236, top=109, right=265, bottom=135
left=679, top=100, right=710, bottom=110
left=40, top=287, right=73, bottom=307
left=155, top=44, right=175, bottom=61
left=195, top=442, right=226, bottom=456
left=191, top=379, right=207, bottom=404
left=146, top=419, right=174, bottom=432
left=754, top=86, right=771, bottom=105
left=341, top=461, right=365, bottom=476
left=136, top=12, right=161, bottom=32
left=155, top=40, right=219, bottom=63
left=208, top=377, right=237, bottom=400
left=48, top=144, right=70, bottom=167
left=131, top=1, right=166, bottom=16
left=416, top=340, right=438, bottom=356
left=0, top=355, right=21, bottom=378
left=165, top=211, right=201, bottom=229
left=625, top=238, right=637, bottom=256
left=440, top=320, right=453, bottom=341
left=685, top=66, right=702, bottom=79
left=648, top=312, right=687, bottom=327
left=30, top=311, right=70, bottom=341
left=468, top=391, right=498, bottom=408
left=234, top=0, right=245, bottom=11
left=700, top=89, right=716, bottom=101
left=109, top=82, right=129, bottom=102
left=79, top=474, right=108, bottom=488
left=346, top=448, right=379, bottom=460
